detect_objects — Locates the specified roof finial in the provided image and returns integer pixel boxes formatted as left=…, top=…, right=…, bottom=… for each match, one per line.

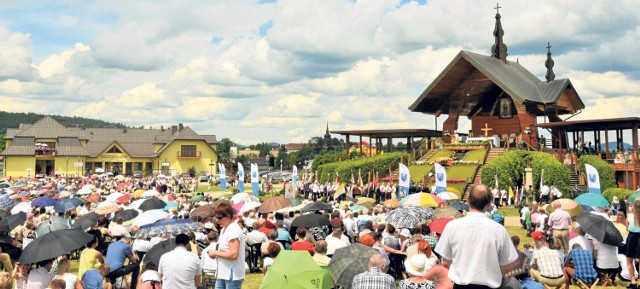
left=491, top=2, right=508, bottom=63
left=545, top=41, right=555, bottom=82
left=324, top=121, right=331, bottom=139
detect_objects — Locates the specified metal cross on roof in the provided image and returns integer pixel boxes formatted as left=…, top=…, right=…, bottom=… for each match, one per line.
left=546, top=42, right=552, bottom=53
left=494, top=2, right=501, bottom=14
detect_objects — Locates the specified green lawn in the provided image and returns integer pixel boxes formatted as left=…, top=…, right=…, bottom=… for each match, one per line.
left=463, top=149, right=488, bottom=162
left=409, top=164, right=434, bottom=183
left=428, top=150, right=453, bottom=161
left=447, top=165, right=478, bottom=181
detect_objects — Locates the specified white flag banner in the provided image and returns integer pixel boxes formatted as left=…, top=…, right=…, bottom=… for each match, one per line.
left=434, top=163, right=447, bottom=194
left=398, top=163, right=411, bottom=196
left=237, top=162, right=245, bottom=193
left=585, top=164, right=601, bottom=194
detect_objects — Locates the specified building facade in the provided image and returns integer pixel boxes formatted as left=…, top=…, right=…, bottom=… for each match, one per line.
left=1, top=116, right=218, bottom=178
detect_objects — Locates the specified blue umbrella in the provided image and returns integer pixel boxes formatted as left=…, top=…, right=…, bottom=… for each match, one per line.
left=450, top=201, right=469, bottom=212
left=134, top=218, right=202, bottom=238
left=53, top=198, right=85, bottom=213
left=163, top=201, right=178, bottom=211
left=574, top=193, right=610, bottom=207
left=35, top=217, right=72, bottom=237
left=349, top=205, right=367, bottom=211
left=0, top=195, right=15, bottom=210
left=32, top=196, right=56, bottom=208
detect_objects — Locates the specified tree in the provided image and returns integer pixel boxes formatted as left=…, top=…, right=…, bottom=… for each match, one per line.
left=217, top=138, right=233, bottom=161
left=275, top=145, right=288, bottom=170
left=236, top=154, right=249, bottom=166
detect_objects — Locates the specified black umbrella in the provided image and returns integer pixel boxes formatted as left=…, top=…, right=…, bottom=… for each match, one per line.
left=19, top=229, right=93, bottom=264
left=576, top=212, right=623, bottom=247
left=329, top=244, right=379, bottom=289
left=0, top=212, right=26, bottom=233
left=53, top=198, right=85, bottom=213
left=143, top=238, right=176, bottom=269
left=290, top=213, right=332, bottom=241
left=35, top=217, right=71, bottom=237
left=300, top=202, right=333, bottom=212
left=139, top=199, right=166, bottom=212
left=450, top=201, right=469, bottom=212
left=114, top=209, right=139, bottom=222
left=73, top=212, right=100, bottom=231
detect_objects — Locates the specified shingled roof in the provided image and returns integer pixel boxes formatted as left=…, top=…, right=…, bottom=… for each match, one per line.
left=409, top=50, right=584, bottom=116
left=1, top=137, right=35, bottom=156
left=56, top=137, right=90, bottom=157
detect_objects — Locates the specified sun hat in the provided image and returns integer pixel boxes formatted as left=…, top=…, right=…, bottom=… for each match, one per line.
left=399, top=228, right=411, bottom=238
left=404, top=254, right=436, bottom=276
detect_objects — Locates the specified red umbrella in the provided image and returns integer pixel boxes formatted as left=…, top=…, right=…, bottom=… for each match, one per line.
left=116, top=194, right=131, bottom=204
left=429, top=218, right=453, bottom=234
left=115, top=182, right=130, bottom=191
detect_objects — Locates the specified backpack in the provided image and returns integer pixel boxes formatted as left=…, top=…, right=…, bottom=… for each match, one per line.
left=492, top=213, right=504, bottom=225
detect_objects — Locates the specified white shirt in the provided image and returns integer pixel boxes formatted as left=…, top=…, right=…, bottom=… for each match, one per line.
left=159, top=246, right=202, bottom=289
left=212, top=222, right=246, bottom=281
left=618, top=254, right=638, bottom=280
left=201, top=242, right=218, bottom=274
left=246, top=230, right=268, bottom=246
left=26, top=267, right=53, bottom=289
left=325, top=234, right=349, bottom=255
left=569, top=235, right=593, bottom=252
left=54, top=273, right=77, bottom=289
left=594, top=241, right=618, bottom=269
left=343, top=217, right=357, bottom=236
left=540, top=185, right=550, bottom=196
left=435, top=212, right=518, bottom=288
left=132, top=239, right=152, bottom=253
left=520, top=207, right=530, bottom=221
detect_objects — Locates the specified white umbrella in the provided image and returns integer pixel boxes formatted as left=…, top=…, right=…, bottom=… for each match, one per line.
left=130, top=199, right=146, bottom=210
left=11, top=202, right=31, bottom=215
left=76, top=188, right=93, bottom=195
left=156, top=174, right=167, bottom=179
left=106, top=192, right=124, bottom=202
left=83, top=184, right=96, bottom=191
left=230, top=193, right=258, bottom=204
left=239, top=201, right=262, bottom=214
left=141, top=190, right=159, bottom=198
left=134, top=209, right=169, bottom=227
left=437, top=192, right=460, bottom=201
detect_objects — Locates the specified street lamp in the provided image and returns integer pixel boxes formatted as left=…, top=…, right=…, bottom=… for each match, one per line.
left=209, top=160, right=215, bottom=176
left=624, top=151, right=630, bottom=190
left=265, top=155, right=270, bottom=171
left=66, top=157, right=69, bottom=179
left=280, top=159, right=283, bottom=173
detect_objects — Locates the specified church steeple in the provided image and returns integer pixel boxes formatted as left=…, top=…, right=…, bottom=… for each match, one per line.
left=324, top=121, right=331, bottom=139
left=491, top=3, right=508, bottom=63
left=545, top=42, right=555, bottom=82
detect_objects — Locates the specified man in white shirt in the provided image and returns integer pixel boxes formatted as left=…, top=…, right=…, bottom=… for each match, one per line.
left=245, top=223, right=268, bottom=246
left=568, top=224, right=593, bottom=252
left=435, top=184, right=518, bottom=288
left=540, top=185, right=550, bottom=203
left=159, top=234, right=202, bottom=289
left=342, top=211, right=357, bottom=243
left=325, top=226, right=349, bottom=255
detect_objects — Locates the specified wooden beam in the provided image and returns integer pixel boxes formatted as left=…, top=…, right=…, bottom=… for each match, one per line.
left=489, top=91, right=504, bottom=117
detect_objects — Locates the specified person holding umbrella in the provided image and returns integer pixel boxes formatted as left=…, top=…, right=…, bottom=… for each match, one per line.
left=624, top=200, right=640, bottom=289
left=25, top=259, right=54, bottom=289
left=206, top=201, right=245, bottom=289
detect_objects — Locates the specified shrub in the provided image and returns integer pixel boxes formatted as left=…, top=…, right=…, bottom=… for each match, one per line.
left=312, top=151, right=348, bottom=172
left=317, top=152, right=409, bottom=183
left=602, top=188, right=634, bottom=202
left=578, top=155, right=616, bottom=192
left=481, top=150, right=570, bottom=195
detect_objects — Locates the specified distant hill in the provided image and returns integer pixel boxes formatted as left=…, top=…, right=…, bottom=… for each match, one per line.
left=0, top=111, right=128, bottom=134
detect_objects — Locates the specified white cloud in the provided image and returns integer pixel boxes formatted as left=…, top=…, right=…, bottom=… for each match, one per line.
left=36, top=43, right=90, bottom=78
left=0, top=31, right=35, bottom=80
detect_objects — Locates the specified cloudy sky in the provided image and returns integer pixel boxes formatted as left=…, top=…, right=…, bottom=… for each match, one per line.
left=1, top=0, right=639, bottom=145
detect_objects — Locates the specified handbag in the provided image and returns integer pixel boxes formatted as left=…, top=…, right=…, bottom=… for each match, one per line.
left=202, top=244, right=218, bottom=288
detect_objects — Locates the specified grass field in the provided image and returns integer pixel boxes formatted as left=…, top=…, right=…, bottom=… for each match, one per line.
left=409, top=164, right=434, bottom=183
left=428, top=150, right=453, bottom=161
left=463, top=149, right=488, bottom=162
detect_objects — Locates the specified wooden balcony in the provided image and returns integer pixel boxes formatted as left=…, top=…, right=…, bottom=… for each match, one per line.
left=177, top=151, right=201, bottom=159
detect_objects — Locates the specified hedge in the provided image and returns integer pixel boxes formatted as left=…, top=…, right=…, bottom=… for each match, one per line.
left=481, top=150, right=570, bottom=196
left=317, top=152, right=409, bottom=183
left=312, top=151, right=347, bottom=172
left=578, top=155, right=616, bottom=192
left=602, top=188, right=634, bottom=202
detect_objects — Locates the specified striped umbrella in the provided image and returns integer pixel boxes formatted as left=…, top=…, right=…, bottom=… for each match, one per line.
left=437, top=192, right=460, bottom=201
left=401, top=193, right=446, bottom=207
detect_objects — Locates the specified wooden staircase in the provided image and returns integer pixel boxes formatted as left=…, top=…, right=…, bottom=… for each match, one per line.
left=463, top=147, right=506, bottom=200
left=419, top=149, right=439, bottom=162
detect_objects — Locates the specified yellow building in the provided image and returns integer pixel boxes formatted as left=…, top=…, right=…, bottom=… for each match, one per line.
left=1, top=116, right=218, bottom=178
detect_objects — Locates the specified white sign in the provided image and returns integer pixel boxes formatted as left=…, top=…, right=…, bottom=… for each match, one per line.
left=74, top=162, right=83, bottom=167
left=161, top=162, right=170, bottom=166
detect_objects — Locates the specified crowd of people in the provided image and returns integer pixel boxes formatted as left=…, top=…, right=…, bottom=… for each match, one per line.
left=0, top=172, right=637, bottom=289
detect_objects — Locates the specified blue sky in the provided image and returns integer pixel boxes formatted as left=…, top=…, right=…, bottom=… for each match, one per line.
left=0, top=0, right=639, bottom=144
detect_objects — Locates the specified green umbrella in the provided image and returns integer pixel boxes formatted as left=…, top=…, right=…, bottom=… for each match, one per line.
left=287, top=198, right=302, bottom=206
left=628, top=191, right=640, bottom=203
left=574, top=193, right=610, bottom=207
left=189, top=195, right=204, bottom=203
left=260, top=250, right=329, bottom=289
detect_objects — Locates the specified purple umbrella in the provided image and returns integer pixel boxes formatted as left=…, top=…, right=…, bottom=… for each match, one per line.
left=32, top=196, right=56, bottom=208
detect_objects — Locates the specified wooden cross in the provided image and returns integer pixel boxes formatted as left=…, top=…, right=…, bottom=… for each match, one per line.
left=481, top=123, right=493, bottom=137
left=494, top=2, right=501, bottom=14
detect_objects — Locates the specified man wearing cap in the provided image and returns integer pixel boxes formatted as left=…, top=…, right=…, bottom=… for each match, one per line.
left=435, top=184, right=518, bottom=289
left=159, top=234, right=202, bottom=289
left=104, top=232, right=139, bottom=289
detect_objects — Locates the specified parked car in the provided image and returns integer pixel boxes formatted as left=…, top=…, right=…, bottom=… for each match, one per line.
left=132, top=170, right=142, bottom=178
left=198, top=173, right=209, bottom=182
